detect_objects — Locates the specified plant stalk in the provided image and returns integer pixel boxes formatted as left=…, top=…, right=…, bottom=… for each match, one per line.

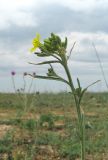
left=63, top=60, right=85, bottom=160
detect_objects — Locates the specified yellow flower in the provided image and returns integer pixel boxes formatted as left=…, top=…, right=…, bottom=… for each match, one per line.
left=30, top=33, right=41, bottom=52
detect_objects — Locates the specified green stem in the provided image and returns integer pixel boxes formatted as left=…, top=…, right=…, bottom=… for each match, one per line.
left=63, top=60, right=85, bottom=160
left=81, top=110, right=85, bottom=160
left=11, top=76, right=16, bottom=92
left=63, top=61, right=82, bottom=123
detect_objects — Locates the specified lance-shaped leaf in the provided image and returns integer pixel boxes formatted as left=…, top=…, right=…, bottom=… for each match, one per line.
left=34, top=52, right=50, bottom=57
left=78, top=80, right=100, bottom=105
left=85, top=80, right=100, bottom=90
left=67, top=41, right=76, bottom=60
left=81, top=80, right=100, bottom=97
left=36, top=60, right=60, bottom=65
left=28, top=74, right=69, bottom=85
left=77, top=78, right=81, bottom=89
left=28, top=60, right=60, bottom=66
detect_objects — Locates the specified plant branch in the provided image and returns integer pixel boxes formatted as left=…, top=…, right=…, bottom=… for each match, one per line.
left=28, top=74, right=70, bottom=86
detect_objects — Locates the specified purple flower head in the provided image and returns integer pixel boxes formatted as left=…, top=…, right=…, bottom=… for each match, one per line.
left=23, top=72, right=27, bottom=76
left=11, top=71, right=16, bottom=76
left=33, top=72, right=36, bottom=76
left=17, top=89, right=20, bottom=92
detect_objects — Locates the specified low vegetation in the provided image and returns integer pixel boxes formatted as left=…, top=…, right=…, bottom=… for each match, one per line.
left=0, top=92, right=108, bottom=159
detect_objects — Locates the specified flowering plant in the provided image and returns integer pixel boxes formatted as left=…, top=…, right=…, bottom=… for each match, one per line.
left=29, top=33, right=99, bottom=160
left=11, top=71, right=36, bottom=115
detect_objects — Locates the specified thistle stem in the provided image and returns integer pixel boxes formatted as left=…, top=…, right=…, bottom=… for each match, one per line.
left=11, top=76, right=16, bottom=93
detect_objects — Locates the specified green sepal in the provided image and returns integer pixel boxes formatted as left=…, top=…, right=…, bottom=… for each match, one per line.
left=51, top=33, right=56, bottom=39
left=44, top=39, right=51, bottom=44
left=56, top=36, right=61, bottom=45
left=62, top=37, right=67, bottom=49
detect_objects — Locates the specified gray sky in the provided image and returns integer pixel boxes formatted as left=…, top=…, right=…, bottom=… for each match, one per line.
left=0, top=0, right=108, bottom=92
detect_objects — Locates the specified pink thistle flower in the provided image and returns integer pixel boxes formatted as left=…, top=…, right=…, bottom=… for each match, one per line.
left=33, top=72, right=36, bottom=76
left=23, top=72, right=27, bottom=76
left=11, top=71, right=16, bottom=76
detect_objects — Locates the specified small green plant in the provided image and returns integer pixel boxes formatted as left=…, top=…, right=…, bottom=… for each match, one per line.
left=0, top=130, right=14, bottom=154
left=36, top=132, right=61, bottom=145
left=29, top=33, right=99, bottom=160
left=59, top=138, right=80, bottom=159
left=21, top=119, right=37, bottom=130
left=39, top=114, right=54, bottom=129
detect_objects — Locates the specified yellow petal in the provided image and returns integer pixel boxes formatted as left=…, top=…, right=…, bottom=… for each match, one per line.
left=36, top=33, right=40, bottom=40
left=32, top=39, right=39, bottom=47
left=30, top=33, right=41, bottom=53
left=30, top=47, right=36, bottom=52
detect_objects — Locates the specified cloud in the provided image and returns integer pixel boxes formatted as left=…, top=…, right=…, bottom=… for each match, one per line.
left=0, top=0, right=108, bottom=91
left=1, top=2, right=108, bottom=45
left=1, top=0, right=108, bottom=33
left=36, top=0, right=108, bottom=12
left=37, top=4, right=108, bottom=33
left=0, top=0, right=38, bottom=30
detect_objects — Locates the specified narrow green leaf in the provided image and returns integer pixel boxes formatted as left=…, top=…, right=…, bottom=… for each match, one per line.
left=81, top=88, right=87, bottom=98
left=36, top=60, right=59, bottom=65
left=77, top=78, right=81, bottom=89
left=67, top=41, right=76, bottom=60
left=28, top=62, right=37, bottom=65
left=86, top=80, right=100, bottom=89
left=79, top=80, right=100, bottom=105
left=28, top=74, right=69, bottom=85
left=28, top=61, right=59, bottom=66
left=34, top=52, right=40, bottom=55
left=37, top=53, right=50, bottom=57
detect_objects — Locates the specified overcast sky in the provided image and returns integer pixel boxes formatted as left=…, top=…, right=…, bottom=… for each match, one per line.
left=0, top=0, right=108, bottom=92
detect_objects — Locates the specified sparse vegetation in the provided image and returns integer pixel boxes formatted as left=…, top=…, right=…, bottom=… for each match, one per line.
left=0, top=92, right=108, bottom=159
